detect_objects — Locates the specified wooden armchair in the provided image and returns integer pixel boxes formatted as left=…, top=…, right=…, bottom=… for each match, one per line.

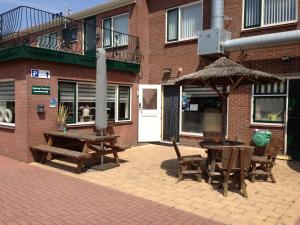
left=171, top=137, right=204, bottom=182
left=217, top=146, right=254, bottom=198
left=250, top=137, right=281, bottom=183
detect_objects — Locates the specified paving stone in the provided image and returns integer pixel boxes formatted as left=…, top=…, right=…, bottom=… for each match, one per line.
left=31, top=144, right=300, bottom=225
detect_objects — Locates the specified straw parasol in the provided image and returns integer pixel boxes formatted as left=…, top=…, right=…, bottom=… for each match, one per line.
left=175, top=57, right=283, bottom=141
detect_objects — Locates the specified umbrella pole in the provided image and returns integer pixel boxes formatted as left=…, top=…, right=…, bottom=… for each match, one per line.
left=221, top=86, right=227, bottom=143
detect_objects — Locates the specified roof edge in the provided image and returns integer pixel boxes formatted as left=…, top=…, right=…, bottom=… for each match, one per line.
left=69, top=0, right=136, bottom=20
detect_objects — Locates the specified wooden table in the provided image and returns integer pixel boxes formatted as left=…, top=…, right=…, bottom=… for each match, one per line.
left=40, top=131, right=119, bottom=172
left=199, top=140, right=245, bottom=184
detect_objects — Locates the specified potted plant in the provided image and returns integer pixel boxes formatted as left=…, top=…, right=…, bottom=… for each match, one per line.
left=57, top=103, right=69, bottom=132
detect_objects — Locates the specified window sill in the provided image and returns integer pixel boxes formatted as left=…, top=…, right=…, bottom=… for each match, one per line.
left=0, top=123, right=15, bottom=130
left=250, top=123, right=285, bottom=128
left=67, top=121, right=133, bottom=128
left=180, top=132, right=203, bottom=137
left=242, top=21, right=298, bottom=33
left=165, top=38, right=197, bottom=46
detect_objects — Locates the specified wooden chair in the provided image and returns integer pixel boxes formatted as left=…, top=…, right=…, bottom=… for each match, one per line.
left=250, top=137, right=281, bottom=183
left=217, top=146, right=254, bottom=198
left=171, top=137, right=204, bottom=182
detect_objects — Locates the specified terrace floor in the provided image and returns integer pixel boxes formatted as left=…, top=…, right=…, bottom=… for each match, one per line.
left=31, top=144, right=300, bottom=225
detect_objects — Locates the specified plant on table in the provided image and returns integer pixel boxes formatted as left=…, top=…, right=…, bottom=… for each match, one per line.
left=57, top=103, right=69, bottom=132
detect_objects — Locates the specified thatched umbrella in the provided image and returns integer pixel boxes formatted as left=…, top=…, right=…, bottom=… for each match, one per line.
left=175, top=57, right=283, bottom=141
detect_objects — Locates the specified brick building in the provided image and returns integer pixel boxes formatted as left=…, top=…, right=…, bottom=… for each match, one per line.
left=0, top=0, right=299, bottom=162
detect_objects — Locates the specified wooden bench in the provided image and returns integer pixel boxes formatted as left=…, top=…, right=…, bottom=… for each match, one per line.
left=31, top=144, right=89, bottom=173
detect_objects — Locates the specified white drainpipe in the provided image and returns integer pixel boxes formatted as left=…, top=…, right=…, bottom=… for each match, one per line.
left=223, top=30, right=300, bottom=52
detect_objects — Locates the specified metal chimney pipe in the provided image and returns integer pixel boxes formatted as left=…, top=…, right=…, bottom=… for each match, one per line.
left=223, top=30, right=300, bottom=52
left=95, top=48, right=107, bottom=134
left=211, top=0, right=224, bottom=29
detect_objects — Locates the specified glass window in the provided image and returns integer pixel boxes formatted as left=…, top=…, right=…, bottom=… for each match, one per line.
left=107, top=85, right=116, bottom=120
left=103, top=13, right=129, bottom=47
left=118, top=86, right=130, bottom=120
left=244, top=0, right=297, bottom=29
left=252, top=82, right=286, bottom=123
left=37, top=32, right=57, bottom=49
left=63, top=27, right=78, bottom=42
left=58, top=82, right=76, bottom=124
left=58, top=82, right=131, bottom=124
left=181, top=86, right=221, bottom=134
left=167, top=9, right=178, bottom=42
left=142, top=89, right=157, bottom=110
left=167, top=2, right=202, bottom=42
left=0, top=81, right=15, bottom=125
left=78, top=83, right=96, bottom=123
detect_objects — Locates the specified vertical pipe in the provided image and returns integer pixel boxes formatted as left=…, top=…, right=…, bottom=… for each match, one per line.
left=211, top=0, right=224, bottom=29
left=95, top=48, right=107, bottom=135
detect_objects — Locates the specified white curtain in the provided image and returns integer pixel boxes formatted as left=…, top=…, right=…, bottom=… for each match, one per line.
left=78, top=84, right=96, bottom=102
left=0, top=81, right=14, bottom=102
left=113, top=14, right=128, bottom=46
left=103, top=19, right=112, bottom=47
left=167, top=9, right=178, bottom=41
left=264, top=0, right=296, bottom=25
left=180, top=3, right=202, bottom=40
left=244, top=0, right=261, bottom=28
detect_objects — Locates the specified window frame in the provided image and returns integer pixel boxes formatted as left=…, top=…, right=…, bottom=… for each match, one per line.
left=251, top=82, right=287, bottom=125
left=0, top=79, right=15, bottom=128
left=242, top=0, right=298, bottom=30
left=102, top=12, right=129, bottom=48
left=58, top=81, right=132, bottom=125
left=166, top=1, right=203, bottom=43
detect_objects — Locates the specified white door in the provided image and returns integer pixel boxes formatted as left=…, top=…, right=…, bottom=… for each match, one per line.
left=138, top=84, right=161, bottom=142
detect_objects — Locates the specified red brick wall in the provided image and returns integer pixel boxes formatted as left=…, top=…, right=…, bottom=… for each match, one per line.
left=0, top=59, right=138, bottom=162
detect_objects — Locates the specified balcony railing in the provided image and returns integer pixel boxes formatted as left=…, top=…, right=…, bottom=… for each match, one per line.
left=0, top=6, right=141, bottom=64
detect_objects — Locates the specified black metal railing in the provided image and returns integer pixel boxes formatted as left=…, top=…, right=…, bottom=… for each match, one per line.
left=0, top=6, right=141, bottom=64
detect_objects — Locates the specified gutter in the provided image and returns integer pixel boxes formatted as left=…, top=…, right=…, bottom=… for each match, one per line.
left=69, top=0, right=136, bottom=20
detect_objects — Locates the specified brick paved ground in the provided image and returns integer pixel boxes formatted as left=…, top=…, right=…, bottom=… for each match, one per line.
left=0, top=155, right=222, bottom=225
left=33, top=144, right=300, bottom=225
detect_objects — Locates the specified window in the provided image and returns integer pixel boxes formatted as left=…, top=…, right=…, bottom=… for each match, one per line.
left=166, top=2, right=202, bottom=42
left=103, top=13, right=129, bottom=47
left=0, top=81, right=15, bottom=126
left=62, top=27, right=78, bottom=42
left=244, top=0, right=297, bottom=29
left=181, top=86, right=221, bottom=134
left=252, top=81, right=286, bottom=124
left=37, top=32, right=57, bottom=49
left=58, top=81, right=131, bottom=124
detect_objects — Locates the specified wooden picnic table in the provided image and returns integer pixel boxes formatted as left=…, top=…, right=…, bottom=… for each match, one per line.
left=31, top=130, right=126, bottom=173
left=199, top=140, right=245, bottom=184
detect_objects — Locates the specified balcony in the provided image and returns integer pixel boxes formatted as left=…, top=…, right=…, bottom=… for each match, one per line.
left=0, top=6, right=141, bottom=71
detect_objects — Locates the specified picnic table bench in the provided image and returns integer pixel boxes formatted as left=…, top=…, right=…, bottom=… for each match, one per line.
left=31, top=131, right=129, bottom=173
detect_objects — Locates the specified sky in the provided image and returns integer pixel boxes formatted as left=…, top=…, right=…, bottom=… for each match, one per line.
left=0, top=0, right=109, bottom=14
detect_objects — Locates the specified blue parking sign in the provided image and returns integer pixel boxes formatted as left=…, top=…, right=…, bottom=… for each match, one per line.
left=31, top=69, right=39, bottom=77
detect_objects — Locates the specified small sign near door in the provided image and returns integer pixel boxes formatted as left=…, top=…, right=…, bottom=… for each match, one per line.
left=32, top=86, right=50, bottom=95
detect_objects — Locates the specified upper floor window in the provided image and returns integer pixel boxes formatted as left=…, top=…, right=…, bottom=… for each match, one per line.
left=103, top=13, right=129, bottom=48
left=37, top=32, right=57, bottom=49
left=244, top=0, right=297, bottom=29
left=166, top=1, right=203, bottom=43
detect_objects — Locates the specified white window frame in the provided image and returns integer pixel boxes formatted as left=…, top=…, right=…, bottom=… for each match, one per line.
left=242, top=0, right=298, bottom=30
left=251, top=83, right=287, bottom=126
left=0, top=79, right=15, bottom=128
left=102, top=12, right=129, bottom=48
left=165, top=1, right=203, bottom=43
left=59, top=80, right=132, bottom=126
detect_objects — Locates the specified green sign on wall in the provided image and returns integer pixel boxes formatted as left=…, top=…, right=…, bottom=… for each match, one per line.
left=32, top=86, right=50, bottom=95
